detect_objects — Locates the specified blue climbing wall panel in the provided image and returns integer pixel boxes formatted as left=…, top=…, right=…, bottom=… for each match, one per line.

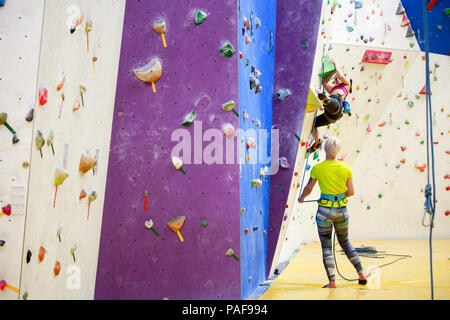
left=403, top=0, right=450, bottom=56
left=238, top=0, right=276, bottom=300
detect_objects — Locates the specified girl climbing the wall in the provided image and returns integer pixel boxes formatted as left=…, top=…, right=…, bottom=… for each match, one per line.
left=298, top=137, right=366, bottom=288
left=309, top=58, right=351, bottom=153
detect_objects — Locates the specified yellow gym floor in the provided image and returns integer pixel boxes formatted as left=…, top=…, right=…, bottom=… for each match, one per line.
left=259, top=239, right=450, bottom=300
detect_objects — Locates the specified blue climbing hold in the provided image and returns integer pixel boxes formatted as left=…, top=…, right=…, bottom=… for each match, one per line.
left=346, top=26, right=354, bottom=33
left=277, top=88, right=291, bottom=101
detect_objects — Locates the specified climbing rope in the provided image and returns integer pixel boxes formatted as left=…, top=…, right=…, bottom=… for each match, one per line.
left=422, top=0, right=437, bottom=300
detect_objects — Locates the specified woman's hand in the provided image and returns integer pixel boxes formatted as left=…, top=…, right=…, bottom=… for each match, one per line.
left=298, top=196, right=304, bottom=204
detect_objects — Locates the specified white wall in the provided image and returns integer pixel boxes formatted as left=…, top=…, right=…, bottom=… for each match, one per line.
left=0, top=0, right=45, bottom=300
left=277, top=0, right=449, bottom=263
left=17, top=0, right=125, bottom=300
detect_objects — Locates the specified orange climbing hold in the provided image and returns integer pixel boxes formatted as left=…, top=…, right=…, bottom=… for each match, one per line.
left=54, top=261, right=61, bottom=276
left=38, top=246, right=45, bottom=262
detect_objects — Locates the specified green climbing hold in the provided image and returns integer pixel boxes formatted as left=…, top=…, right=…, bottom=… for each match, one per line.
left=318, top=55, right=336, bottom=79
left=408, top=101, right=414, bottom=108
left=405, top=120, right=410, bottom=125
left=409, top=43, right=415, bottom=48
left=360, top=35, right=364, bottom=40
left=366, top=206, right=371, bottom=210
left=219, top=40, right=235, bottom=58
left=194, top=10, right=208, bottom=25
left=378, top=194, right=382, bottom=199
left=245, top=59, right=249, bottom=67
left=395, top=164, right=400, bottom=169
left=201, top=220, right=208, bottom=227
left=377, top=133, right=382, bottom=138
left=445, top=8, right=450, bottom=15
left=182, top=110, right=196, bottom=126
left=356, top=148, right=361, bottom=153
left=313, top=151, right=319, bottom=160
left=420, top=140, right=424, bottom=145
left=415, top=94, right=420, bottom=100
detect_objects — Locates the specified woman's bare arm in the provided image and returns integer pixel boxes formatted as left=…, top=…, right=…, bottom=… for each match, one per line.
left=298, top=178, right=317, bottom=202
left=345, top=177, right=355, bottom=198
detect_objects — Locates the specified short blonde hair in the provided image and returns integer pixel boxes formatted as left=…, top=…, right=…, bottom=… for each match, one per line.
left=324, top=136, right=341, bottom=157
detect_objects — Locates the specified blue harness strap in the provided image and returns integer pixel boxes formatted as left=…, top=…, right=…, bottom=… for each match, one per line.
left=316, top=193, right=349, bottom=227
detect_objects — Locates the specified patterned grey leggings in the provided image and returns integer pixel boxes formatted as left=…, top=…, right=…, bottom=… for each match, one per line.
left=316, top=205, right=364, bottom=281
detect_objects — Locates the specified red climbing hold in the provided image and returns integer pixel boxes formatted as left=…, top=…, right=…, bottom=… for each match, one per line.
left=420, top=85, right=432, bottom=95
left=2, top=204, right=11, bottom=216
left=361, top=50, right=392, bottom=64
left=446, top=186, right=450, bottom=191
left=401, top=146, right=407, bottom=152
left=446, top=210, right=450, bottom=216
left=0, top=280, right=6, bottom=291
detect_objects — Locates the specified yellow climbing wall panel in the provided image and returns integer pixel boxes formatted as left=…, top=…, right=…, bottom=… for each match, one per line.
left=19, top=0, right=125, bottom=300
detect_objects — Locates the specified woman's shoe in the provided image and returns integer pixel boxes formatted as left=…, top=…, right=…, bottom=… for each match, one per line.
left=308, top=139, right=322, bottom=153
left=358, top=279, right=367, bottom=285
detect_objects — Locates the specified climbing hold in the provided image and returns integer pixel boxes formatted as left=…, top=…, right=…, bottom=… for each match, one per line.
left=153, top=19, right=167, bottom=47
left=0, top=240, right=5, bottom=247
left=244, top=228, right=249, bottom=235
left=70, top=244, right=77, bottom=262
left=87, top=191, right=97, bottom=220
left=25, top=106, right=34, bottom=122
left=415, top=163, right=427, bottom=172
left=201, top=220, right=207, bottom=227
left=405, top=25, right=415, bottom=38
left=79, top=189, right=87, bottom=200
left=319, top=55, right=336, bottom=79
left=445, top=8, right=450, bottom=15
left=54, top=165, right=69, bottom=207
left=0, top=113, right=19, bottom=144
left=279, top=156, right=289, bottom=169
left=378, top=194, right=382, bottom=199
left=401, top=146, right=407, bottom=152
left=58, top=93, right=65, bottom=119
left=246, top=137, right=257, bottom=149
left=300, top=40, right=309, bottom=48
left=57, top=70, right=66, bottom=91
left=26, top=250, right=32, bottom=263
left=145, top=219, right=159, bottom=236
left=133, top=58, right=162, bottom=92
left=182, top=110, right=196, bottom=126
left=255, top=17, right=261, bottom=28
left=1, top=204, right=11, bottom=217
left=46, top=130, right=55, bottom=155
left=79, top=85, right=86, bottom=106
left=346, top=26, right=354, bottom=33
left=167, top=216, right=185, bottom=242
left=219, top=40, right=235, bottom=57
left=85, top=18, right=92, bottom=52
left=79, top=151, right=95, bottom=174
left=38, top=246, right=45, bottom=262
left=240, top=208, right=246, bottom=215
left=194, top=10, right=208, bottom=25
left=405, top=120, right=410, bottom=125
left=35, top=130, right=44, bottom=157
left=408, top=101, right=414, bottom=108
left=222, top=123, right=235, bottom=137
left=54, top=261, right=61, bottom=276
left=395, top=2, right=405, bottom=15
left=244, top=34, right=251, bottom=45
left=72, top=99, right=81, bottom=112
left=251, top=179, right=263, bottom=188
left=276, top=88, right=291, bottom=101
left=38, top=83, right=48, bottom=106
left=172, top=156, right=186, bottom=174
left=400, top=159, right=406, bottom=164
left=225, top=249, right=239, bottom=261
left=221, top=100, right=239, bottom=117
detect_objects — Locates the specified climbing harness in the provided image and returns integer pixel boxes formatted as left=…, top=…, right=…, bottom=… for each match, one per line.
left=421, top=0, right=437, bottom=300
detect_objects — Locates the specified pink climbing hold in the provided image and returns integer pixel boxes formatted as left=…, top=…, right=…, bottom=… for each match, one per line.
left=427, top=0, right=437, bottom=10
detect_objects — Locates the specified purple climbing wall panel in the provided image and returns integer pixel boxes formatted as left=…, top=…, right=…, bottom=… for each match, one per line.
left=94, top=0, right=240, bottom=299
left=267, top=0, right=322, bottom=276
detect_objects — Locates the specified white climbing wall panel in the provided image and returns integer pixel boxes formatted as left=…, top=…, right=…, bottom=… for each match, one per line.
left=19, top=0, right=125, bottom=299
left=277, top=0, right=450, bottom=263
left=0, top=0, right=45, bottom=300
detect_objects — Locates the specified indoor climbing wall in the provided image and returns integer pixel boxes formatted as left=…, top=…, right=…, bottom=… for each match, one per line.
left=238, top=0, right=276, bottom=299
left=19, top=0, right=125, bottom=299
left=95, top=0, right=242, bottom=300
left=279, top=0, right=450, bottom=260
left=0, top=0, right=45, bottom=300
left=266, top=0, right=323, bottom=277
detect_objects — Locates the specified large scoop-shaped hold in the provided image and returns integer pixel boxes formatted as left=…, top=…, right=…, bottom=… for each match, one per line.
left=221, top=100, right=239, bottom=117
left=153, top=19, right=167, bottom=47
left=79, top=151, right=95, bottom=174
left=133, top=58, right=162, bottom=92
left=167, top=216, right=185, bottom=242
